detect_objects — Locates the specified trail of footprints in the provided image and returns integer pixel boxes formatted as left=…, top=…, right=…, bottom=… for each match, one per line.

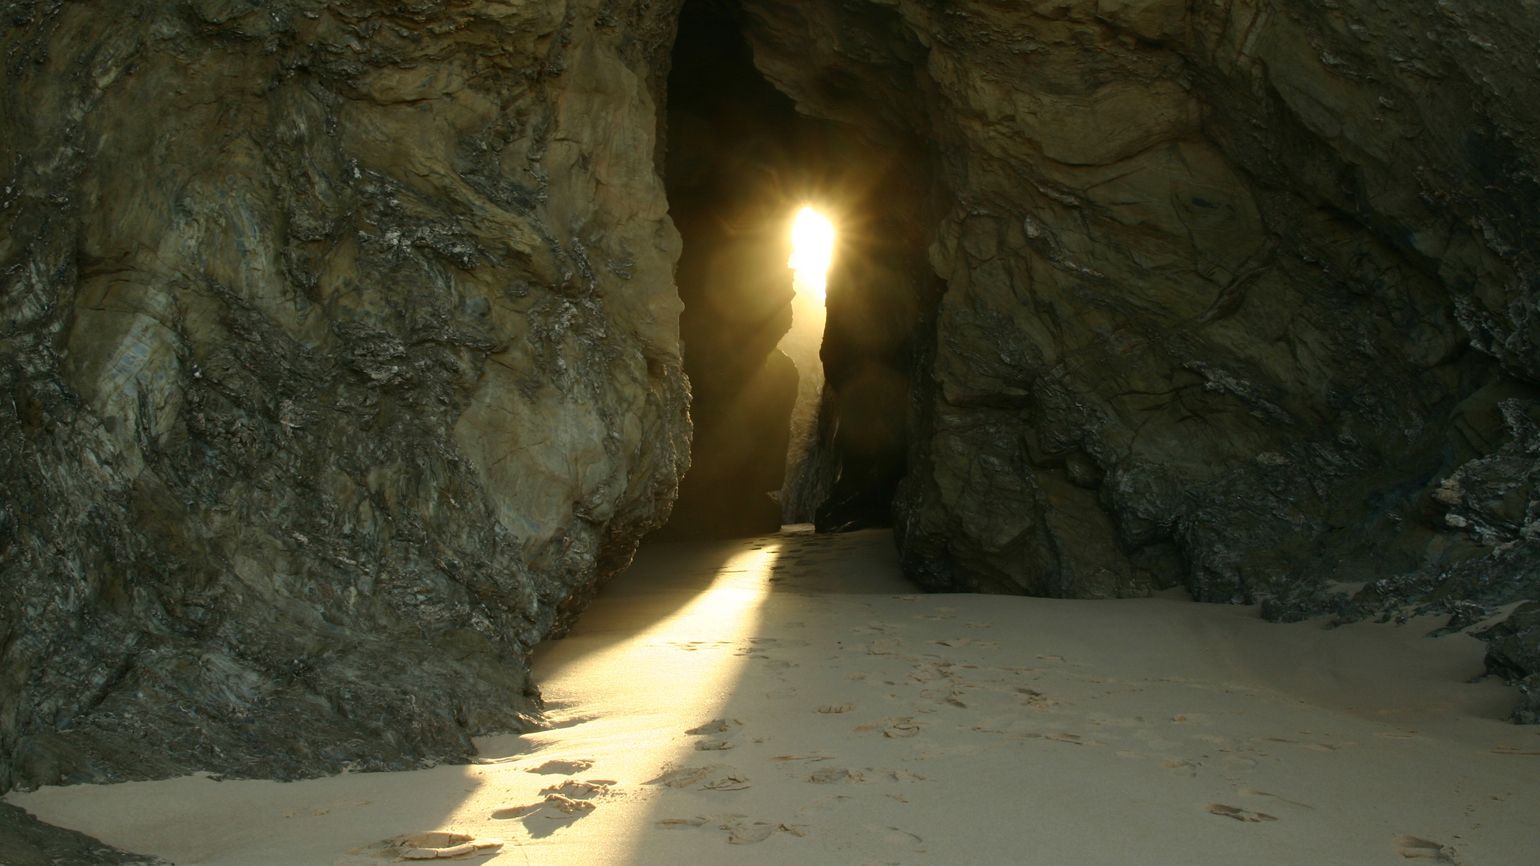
left=1393, top=835, right=1463, bottom=864
left=653, top=717, right=797, bottom=845
left=649, top=715, right=930, bottom=849
left=381, top=528, right=1482, bottom=863
left=374, top=709, right=1466, bottom=862
left=837, top=623, right=1478, bottom=863
left=377, top=756, right=614, bottom=860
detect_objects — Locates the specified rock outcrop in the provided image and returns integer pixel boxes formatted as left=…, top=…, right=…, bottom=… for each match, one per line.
left=0, top=803, right=163, bottom=866
left=6, top=0, right=1540, bottom=818
left=1, top=0, right=689, bottom=793
left=739, top=0, right=1540, bottom=606
left=737, top=0, right=1540, bottom=715
left=1479, top=603, right=1540, bottom=724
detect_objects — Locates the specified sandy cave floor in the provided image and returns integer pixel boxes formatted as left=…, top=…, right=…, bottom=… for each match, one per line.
left=7, top=527, right=1540, bottom=865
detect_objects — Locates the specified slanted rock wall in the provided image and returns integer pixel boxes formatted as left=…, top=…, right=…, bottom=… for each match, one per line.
left=0, top=0, right=689, bottom=791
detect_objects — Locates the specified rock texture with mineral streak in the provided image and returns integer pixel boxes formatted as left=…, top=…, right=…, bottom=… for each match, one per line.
left=0, top=0, right=689, bottom=795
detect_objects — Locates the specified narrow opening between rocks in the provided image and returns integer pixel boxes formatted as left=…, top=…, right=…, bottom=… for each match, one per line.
left=654, top=0, right=839, bottom=538
left=654, top=0, right=935, bottom=541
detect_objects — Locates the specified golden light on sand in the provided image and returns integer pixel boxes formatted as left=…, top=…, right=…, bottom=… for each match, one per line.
left=12, top=530, right=1540, bottom=865
left=788, top=206, right=836, bottom=299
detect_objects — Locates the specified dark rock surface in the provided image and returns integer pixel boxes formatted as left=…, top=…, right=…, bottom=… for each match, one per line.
left=737, top=0, right=1538, bottom=633
left=735, top=0, right=1540, bottom=715
left=0, top=803, right=164, bottom=866
left=1479, top=603, right=1540, bottom=724
left=1, top=0, right=689, bottom=795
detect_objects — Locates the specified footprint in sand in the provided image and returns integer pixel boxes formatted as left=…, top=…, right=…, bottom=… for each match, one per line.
left=855, top=717, right=922, bottom=738
left=1025, top=731, right=1085, bottom=746
left=916, top=682, right=968, bottom=708
left=806, top=767, right=865, bottom=784
left=1221, top=755, right=1259, bottom=774
left=491, top=792, right=599, bottom=839
left=540, top=793, right=596, bottom=815
left=929, top=638, right=996, bottom=649
left=670, top=639, right=735, bottom=652
left=648, top=765, right=716, bottom=788
left=852, top=621, right=895, bottom=635
left=1206, top=803, right=1278, bottom=823
left=648, top=764, right=752, bottom=791
left=1017, top=688, right=1055, bottom=709
left=1392, top=835, right=1461, bottom=863
left=1161, top=758, right=1200, bottom=777
left=492, top=793, right=596, bottom=821
left=391, top=832, right=504, bottom=860
left=492, top=770, right=611, bottom=835
left=907, top=660, right=957, bottom=682
left=1262, top=735, right=1346, bottom=753
left=525, top=758, right=594, bottom=775
left=1240, top=789, right=1314, bottom=810
left=539, top=779, right=616, bottom=800
left=655, top=815, right=807, bottom=845
left=883, top=826, right=926, bottom=852
left=725, top=821, right=778, bottom=844
left=702, top=774, right=753, bottom=791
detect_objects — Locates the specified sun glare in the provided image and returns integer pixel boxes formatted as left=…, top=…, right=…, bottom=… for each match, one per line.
left=788, top=206, right=836, bottom=299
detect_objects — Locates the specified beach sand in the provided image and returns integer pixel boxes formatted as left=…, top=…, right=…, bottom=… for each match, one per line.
left=7, top=527, right=1539, bottom=865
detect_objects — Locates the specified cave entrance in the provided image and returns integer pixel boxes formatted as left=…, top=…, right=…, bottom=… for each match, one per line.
left=656, top=0, right=924, bottom=540
left=654, top=0, right=829, bottom=538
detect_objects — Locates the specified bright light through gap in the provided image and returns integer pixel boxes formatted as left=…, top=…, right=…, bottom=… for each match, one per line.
left=788, top=206, right=836, bottom=299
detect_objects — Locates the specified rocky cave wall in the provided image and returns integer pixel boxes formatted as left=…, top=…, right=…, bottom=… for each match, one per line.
left=0, top=0, right=690, bottom=793
left=741, top=0, right=1540, bottom=715
left=4, top=0, right=1539, bottom=807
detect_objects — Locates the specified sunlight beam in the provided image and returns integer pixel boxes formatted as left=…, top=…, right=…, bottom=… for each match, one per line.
left=788, top=206, right=836, bottom=300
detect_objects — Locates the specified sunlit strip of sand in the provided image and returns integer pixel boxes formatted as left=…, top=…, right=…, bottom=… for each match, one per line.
left=3, top=538, right=784, bottom=866
left=8, top=527, right=1540, bottom=865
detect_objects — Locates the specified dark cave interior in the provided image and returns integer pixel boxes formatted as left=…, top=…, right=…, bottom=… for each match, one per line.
left=657, top=0, right=939, bottom=539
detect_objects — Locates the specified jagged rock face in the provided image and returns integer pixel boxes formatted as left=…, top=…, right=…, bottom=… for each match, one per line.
left=741, top=1, right=1540, bottom=614
left=5, top=0, right=1540, bottom=800
left=1479, top=603, right=1540, bottom=724
left=0, top=0, right=688, bottom=791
